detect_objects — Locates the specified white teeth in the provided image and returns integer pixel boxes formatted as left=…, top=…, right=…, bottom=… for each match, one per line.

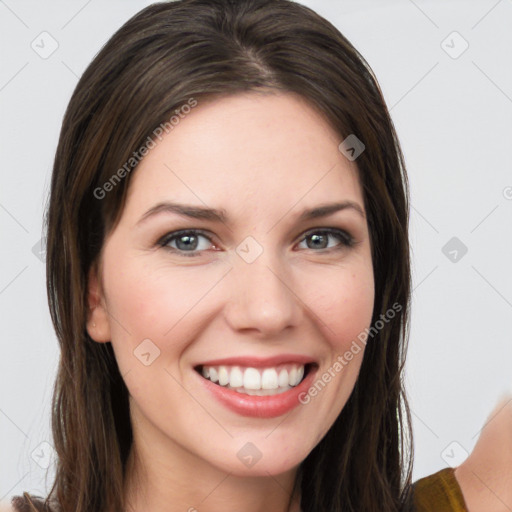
left=261, top=368, right=278, bottom=390
left=296, top=365, right=304, bottom=384
left=234, top=385, right=292, bottom=396
left=229, top=366, right=243, bottom=388
left=243, top=368, right=261, bottom=390
left=209, top=367, right=218, bottom=383
left=199, top=363, right=307, bottom=392
left=218, top=366, right=229, bottom=386
left=278, top=369, right=289, bottom=388
left=289, top=366, right=298, bottom=386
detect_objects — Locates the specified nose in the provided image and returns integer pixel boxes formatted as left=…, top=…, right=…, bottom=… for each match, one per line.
left=223, top=252, right=303, bottom=337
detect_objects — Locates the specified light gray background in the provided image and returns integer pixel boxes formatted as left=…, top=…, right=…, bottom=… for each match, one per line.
left=1, top=0, right=511, bottom=501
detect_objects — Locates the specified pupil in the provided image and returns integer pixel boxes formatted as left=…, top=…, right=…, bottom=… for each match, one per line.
left=309, top=233, right=327, bottom=249
left=177, top=235, right=197, bottom=251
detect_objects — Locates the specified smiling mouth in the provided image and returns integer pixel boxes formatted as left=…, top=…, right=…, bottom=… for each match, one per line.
left=194, top=362, right=316, bottom=396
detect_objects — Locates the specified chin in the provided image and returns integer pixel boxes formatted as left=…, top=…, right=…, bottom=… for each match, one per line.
left=203, top=435, right=313, bottom=478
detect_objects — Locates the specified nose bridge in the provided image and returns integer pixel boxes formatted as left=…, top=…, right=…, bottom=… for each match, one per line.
left=225, top=239, right=302, bottom=335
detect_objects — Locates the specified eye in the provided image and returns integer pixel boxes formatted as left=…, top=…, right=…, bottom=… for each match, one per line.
left=296, top=228, right=354, bottom=251
left=158, top=229, right=216, bottom=257
left=157, top=227, right=355, bottom=257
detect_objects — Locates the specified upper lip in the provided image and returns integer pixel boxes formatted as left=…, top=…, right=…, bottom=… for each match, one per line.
left=194, top=354, right=317, bottom=369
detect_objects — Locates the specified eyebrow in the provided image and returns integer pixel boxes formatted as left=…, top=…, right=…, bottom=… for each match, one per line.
left=136, top=200, right=365, bottom=226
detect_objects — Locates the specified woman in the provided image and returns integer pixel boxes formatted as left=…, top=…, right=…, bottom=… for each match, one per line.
left=3, top=0, right=509, bottom=510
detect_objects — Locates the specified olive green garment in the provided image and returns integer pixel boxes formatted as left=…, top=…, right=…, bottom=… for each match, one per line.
left=413, top=467, right=469, bottom=511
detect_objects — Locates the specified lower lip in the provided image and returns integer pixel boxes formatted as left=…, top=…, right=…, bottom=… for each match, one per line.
left=197, top=365, right=318, bottom=418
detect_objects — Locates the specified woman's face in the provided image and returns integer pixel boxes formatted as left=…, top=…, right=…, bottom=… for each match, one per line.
left=87, top=92, right=374, bottom=477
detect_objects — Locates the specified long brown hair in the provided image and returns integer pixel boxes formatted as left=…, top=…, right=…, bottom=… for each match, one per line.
left=12, top=1, right=414, bottom=510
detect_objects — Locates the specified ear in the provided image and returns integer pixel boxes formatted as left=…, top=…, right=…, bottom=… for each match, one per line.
left=86, top=262, right=111, bottom=343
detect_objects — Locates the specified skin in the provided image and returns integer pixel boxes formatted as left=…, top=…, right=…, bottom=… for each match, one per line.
left=86, top=92, right=375, bottom=512
left=454, top=393, right=512, bottom=511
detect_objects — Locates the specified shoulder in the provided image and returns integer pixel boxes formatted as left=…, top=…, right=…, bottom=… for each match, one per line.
left=454, top=393, right=512, bottom=512
left=412, top=467, right=468, bottom=511
left=412, top=392, right=512, bottom=512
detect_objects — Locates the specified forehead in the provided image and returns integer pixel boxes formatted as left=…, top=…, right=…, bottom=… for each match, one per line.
left=123, top=92, right=363, bottom=222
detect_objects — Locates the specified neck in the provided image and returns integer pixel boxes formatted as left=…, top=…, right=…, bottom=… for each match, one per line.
left=122, top=412, right=302, bottom=512
left=454, top=393, right=512, bottom=511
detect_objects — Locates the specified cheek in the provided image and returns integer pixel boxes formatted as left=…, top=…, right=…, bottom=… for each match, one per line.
left=104, top=254, right=207, bottom=332
left=102, top=253, right=229, bottom=373
left=305, top=264, right=375, bottom=350
left=101, top=257, right=207, bottom=408
left=293, top=265, right=374, bottom=445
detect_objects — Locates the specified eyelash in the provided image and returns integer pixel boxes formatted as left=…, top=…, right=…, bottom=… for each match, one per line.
left=157, top=228, right=356, bottom=258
